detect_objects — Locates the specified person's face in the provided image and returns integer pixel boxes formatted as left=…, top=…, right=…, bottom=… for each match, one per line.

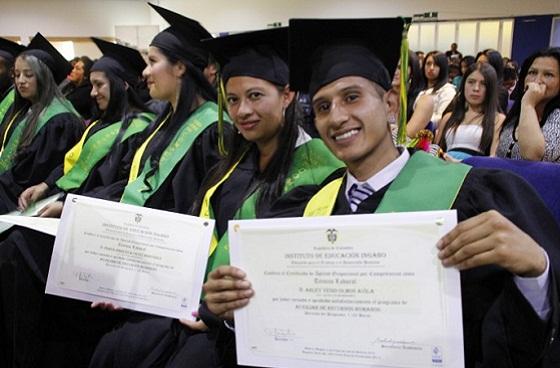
left=312, top=76, right=395, bottom=170
left=525, top=56, right=560, bottom=102
left=226, top=76, right=293, bottom=148
left=14, top=57, right=38, bottom=102
left=142, top=46, right=184, bottom=102
left=477, top=54, right=488, bottom=64
left=460, top=61, right=469, bottom=75
left=464, top=70, right=486, bottom=108
left=89, top=71, right=111, bottom=112
left=69, top=60, right=85, bottom=84
left=451, top=43, right=457, bottom=51
left=424, top=55, right=440, bottom=82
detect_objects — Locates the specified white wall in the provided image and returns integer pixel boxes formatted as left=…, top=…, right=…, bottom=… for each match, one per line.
left=155, top=0, right=560, bottom=33
left=0, top=0, right=151, bottom=42
left=1, top=0, right=559, bottom=40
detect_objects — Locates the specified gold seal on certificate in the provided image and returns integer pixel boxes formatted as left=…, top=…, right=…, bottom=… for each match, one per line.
left=229, top=211, right=464, bottom=368
left=46, top=194, right=214, bottom=320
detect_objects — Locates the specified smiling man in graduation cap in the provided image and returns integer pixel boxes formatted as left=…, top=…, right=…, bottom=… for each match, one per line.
left=296, top=18, right=560, bottom=368
left=204, top=18, right=560, bottom=368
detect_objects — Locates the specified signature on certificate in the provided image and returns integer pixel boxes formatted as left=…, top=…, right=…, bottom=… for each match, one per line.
left=264, top=327, right=297, bottom=341
left=372, top=337, right=424, bottom=351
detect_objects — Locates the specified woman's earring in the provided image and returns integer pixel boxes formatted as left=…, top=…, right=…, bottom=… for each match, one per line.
left=387, top=114, right=397, bottom=124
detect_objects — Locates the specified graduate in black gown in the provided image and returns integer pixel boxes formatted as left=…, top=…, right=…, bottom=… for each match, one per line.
left=87, top=4, right=231, bottom=367
left=0, top=33, right=84, bottom=214
left=100, top=2, right=228, bottom=213
left=0, top=37, right=155, bottom=368
left=203, top=18, right=560, bottom=368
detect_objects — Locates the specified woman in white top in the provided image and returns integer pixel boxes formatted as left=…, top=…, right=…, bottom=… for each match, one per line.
left=415, top=51, right=456, bottom=127
left=436, top=62, right=505, bottom=160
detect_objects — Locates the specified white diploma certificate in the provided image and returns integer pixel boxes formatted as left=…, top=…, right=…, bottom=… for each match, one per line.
left=229, top=211, right=464, bottom=368
left=46, top=194, right=214, bottom=320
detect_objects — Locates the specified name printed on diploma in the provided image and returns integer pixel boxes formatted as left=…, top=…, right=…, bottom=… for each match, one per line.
left=46, top=195, right=214, bottom=320
left=230, top=212, right=464, bottom=368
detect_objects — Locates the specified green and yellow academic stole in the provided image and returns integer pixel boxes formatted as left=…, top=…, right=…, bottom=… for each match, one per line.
left=0, top=88, right=15, bottom=126
left=0, top=98, right=78, bottom=174
left=120, top=102, right=220, bottom=206
left=304, top=151, right=471, bottom=217
left=203, top=138, right=344, bottom=273
left=56, top=113, right=153, bottom=192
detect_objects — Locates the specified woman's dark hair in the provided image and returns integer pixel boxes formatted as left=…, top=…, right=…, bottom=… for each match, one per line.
left=193, top=83, right=302, bottom=216
left=406, top=50, right=424, bottom=120
left=501, top=47, right=560, bottom=134
left=460, top=55, right=476, bottom=71
left=476, top=49, right=504, bottom=81
left=141, top=47, right=217, bottom=190
left=440, top=62, right=499, bottom=154
left=422, top=51, right=449, bottom=92
left=76, top=56, right=93, bottom=85
left=3, top=53, right=71, bottom=154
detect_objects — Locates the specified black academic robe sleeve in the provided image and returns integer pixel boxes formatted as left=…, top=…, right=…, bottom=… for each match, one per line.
left=0, top=112, right=84, bottom=213
left=452, top=168, right=560, bottom=368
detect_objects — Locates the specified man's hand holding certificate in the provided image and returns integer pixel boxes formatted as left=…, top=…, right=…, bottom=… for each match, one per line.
left=46, top=194, right=214, bottom=320
left=229, top=211, right=465, bottom=368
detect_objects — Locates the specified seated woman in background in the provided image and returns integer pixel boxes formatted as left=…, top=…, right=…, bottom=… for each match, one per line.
left=476, top=49, right=508, bottom=113
left=388, top=50, right=434, bottom=139
left=496, top=47, right=560, bottom=162
left=0, top=33, right=84, bottom=214
left=436, top=62, right=505, bottom=160
left=415, top=50, right=456, bottom=128
left=59, top=55, right=95, bottom=120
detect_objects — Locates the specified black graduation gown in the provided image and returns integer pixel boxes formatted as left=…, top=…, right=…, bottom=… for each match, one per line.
left=0, top=112, right=84, bottom=214
left=308, top=168, right=560, bottom=368
left=0, top=118, right=152, bottom=368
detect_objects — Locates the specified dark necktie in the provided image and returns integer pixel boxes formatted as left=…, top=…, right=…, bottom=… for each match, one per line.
left=348, top=182, right=375, bottom=212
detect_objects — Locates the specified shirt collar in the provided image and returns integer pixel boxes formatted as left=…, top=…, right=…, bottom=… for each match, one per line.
left=345, top=148, right=410, bottom=202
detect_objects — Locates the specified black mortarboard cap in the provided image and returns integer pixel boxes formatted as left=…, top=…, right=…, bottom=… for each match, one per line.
left=289, top=18, right=403, bottom=96
left=202, top=27, right=289, bottom=86
left=90, top=37, right=146, bottom=85
left=148, top=3, right=212, bottom=70
left=0, top=37, right=25, bottom=64
left=25, top=32, right=72, bottom=84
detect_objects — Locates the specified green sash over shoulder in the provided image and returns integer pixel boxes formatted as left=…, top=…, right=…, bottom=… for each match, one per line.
left=120, top=102, right=221, bottom=206
left=56, top=112, right=153, bottom=192
left=304, top=151, right=471, bottom=217
left=0, top=98, right=78, bottom=174
left=206, top=138, right=344, bottom=273
left=0, top=88, right=15, bottom=125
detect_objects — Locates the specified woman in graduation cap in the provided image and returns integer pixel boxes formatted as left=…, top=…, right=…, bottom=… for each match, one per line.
left=0, top=33, right=84, bottom=214
left=109, top=2, right=229, bottom=213
left=0, top=38, right=155, bottom=368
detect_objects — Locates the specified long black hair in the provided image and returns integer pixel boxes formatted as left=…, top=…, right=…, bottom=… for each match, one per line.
left=407, top=50, right=425, bottom=120
left=193, top=83, right=303, bottom=216
left=141, top=47, right=217, bottom=190
left=3, top=53, right=72, bottom=154
left=422, top=51, right=449, bottom=92
left=476, top=49, right=504, bottom=81
left=440, top=62, right=499, bottom=154
left=501, top=47, right=560, bottom=134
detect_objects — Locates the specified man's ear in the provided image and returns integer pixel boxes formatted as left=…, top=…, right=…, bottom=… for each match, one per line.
left=383, top=89, right=399, bottom=117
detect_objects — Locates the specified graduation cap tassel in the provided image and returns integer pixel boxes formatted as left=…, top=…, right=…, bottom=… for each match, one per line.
left=217, top=74, right=228, bottom=156
left=396, top=20, right=411, bottom=146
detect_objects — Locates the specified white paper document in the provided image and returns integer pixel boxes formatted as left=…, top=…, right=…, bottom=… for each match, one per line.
left=0, top=193, right=63, bottom=234
left=229, top=211, right=464, bottom=368
left=46, top=194, right=214, bottom=320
